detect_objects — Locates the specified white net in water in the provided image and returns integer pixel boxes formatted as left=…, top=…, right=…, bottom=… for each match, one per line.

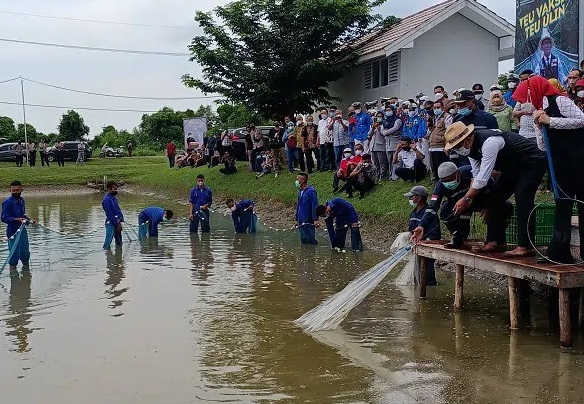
left=295, top=246, right=412, bottom=332
left=392, top=232, right=419, bottom=286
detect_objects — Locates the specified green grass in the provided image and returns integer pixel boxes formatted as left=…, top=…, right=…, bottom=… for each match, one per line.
left=0, top=155, right=425, bottom=229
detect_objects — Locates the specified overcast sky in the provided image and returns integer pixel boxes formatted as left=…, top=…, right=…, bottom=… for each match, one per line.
left=0, top=0, right=515, bottom=135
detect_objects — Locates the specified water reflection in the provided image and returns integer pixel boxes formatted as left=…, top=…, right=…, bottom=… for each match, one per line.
left=104, top=248, right=127, bottom=315
left=6, top=274, right=33, bottom=353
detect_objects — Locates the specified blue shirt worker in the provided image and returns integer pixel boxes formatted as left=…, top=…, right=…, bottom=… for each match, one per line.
left=412, top=163, right=480, bottom=249
left=402, top=105, right=427, bottom=141
left=1, top=180, right=34, bottom=276
left=102, top=181, right=125, bottom=250
left=316, top=198, right=362, bottom=252
left=189, top=174, right=212, bottom=233
left=295, top=172, right=319, bottom=245
left=405, top=186, right=440, bottom=286
left=349, top=102, right=373, bottom=149
left=138, top=207, right=174, bottom=238
left=226, top=198, right=256, bottom=234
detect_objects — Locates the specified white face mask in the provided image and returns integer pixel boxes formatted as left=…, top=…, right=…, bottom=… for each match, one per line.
left=408, top=111, right=416, bottom=118
left=344, top=152, right=352, bottom=158
left=198, top=181, right=204, bottom=187
left=355, top=109, right=362, bottom=114
left=230, top=206, right=236, bottom=212
left=474, top=94, right=482, bottom=100
left=355, top=150, right=363, bottom=156
left=409, top=199, right=417, bottom=207
left=435, top=93, right=444, bottom=101
left=449, top=108, right=457, bottom=115
left=577, top=90, right=584, bottom=98
left=455, top=146, right=470, bottom=156
left=508, top=82, right=517, bottom=89
left=385, top=110, right=393, bottom=116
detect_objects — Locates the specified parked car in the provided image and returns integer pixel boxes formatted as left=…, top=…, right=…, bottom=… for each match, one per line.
left=0, top=142, right=20, bottom=162
left=46, top=141, right=92, bottom=162
left=230, top=126, right=273, bottom=161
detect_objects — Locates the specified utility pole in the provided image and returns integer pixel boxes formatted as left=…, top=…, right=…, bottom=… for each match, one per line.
left=20, top=77, right=29, bottom=166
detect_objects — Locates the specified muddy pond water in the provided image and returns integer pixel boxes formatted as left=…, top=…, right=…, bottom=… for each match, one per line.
left=0, top=192, right=583, bottom=403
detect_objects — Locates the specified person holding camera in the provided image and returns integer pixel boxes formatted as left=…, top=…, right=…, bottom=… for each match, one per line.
left=329, top=110, right=350, bottom=169
left=393, top=136, right=426, bottom=182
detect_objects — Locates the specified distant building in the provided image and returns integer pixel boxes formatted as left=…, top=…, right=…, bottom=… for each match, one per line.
left=327, top=0, right=515, bottom=108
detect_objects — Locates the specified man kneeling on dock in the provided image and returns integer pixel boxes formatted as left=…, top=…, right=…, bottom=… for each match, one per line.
left=316, top=198, right=362, bottom=251
left=411, top=162, right=492, bottom=249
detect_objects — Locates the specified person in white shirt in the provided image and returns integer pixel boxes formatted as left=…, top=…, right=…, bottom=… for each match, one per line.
left=444, top=122, right=547, bottom=257
left=393, top=137, right=426, bottom=182
left=317, top=107, right=330, bottom=171
left=515, top=75, right=584, bottom=263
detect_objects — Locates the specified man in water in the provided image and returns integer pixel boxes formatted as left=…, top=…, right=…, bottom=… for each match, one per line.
left=316, top=198, right=362, bottom=251
left=226, top=198, right=256, bottom=234
left=1, top=181, right=35, bottom=276
left=138, top=207, right=174, bottom=238
left=295, top=172, right=319, bottom=245
left=102, top=181, right=125, bottom=249
left=405, top=185, right=439, bottom=286
left=189, top=174, right=212, bottom=233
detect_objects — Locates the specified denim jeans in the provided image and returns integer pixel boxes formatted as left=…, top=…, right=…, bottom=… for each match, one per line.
left=103, top=223, right=123, bottom=249
left=286, top=148, right=299, bottom=173
left=334, top=145, right=348, bottom=169
left=8, top=228, right=30, bottom=266
left=298, top=225, right=318, bottom=245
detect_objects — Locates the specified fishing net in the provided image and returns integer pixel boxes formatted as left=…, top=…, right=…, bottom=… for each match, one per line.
left=295, top=246, right=412, bottom=332
left=391, top=232, right=419, bottom=286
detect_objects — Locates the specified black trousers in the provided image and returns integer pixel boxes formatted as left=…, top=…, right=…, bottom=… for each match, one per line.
left=547, top=132, right=584, bottom=262
left=304, top=148, right=319, bottom=173
left=486, top=160, right=547, bottom=247
left=40, top=151, right=49, bottom=166
left=347, top=176, right=375, bottom=197
left=430, top=150, right=449, bottom=180
left=15, top=155, right=23, bottom=167
left=29, top=151, right=36, bottom=167
left=319, top=143, right=335, bottom=171
left=395, top=159, right=426, bottom=182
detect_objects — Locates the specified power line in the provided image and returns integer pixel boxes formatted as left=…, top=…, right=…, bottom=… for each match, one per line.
left=0, top=77, right=20, bottom=85
left=0, top=100, right=179, bottom=113
left=0, top=10, right=193, bottom=29
left=0, top=37, right=191, bottom=57
left=22, top=78, right=216, bottom=100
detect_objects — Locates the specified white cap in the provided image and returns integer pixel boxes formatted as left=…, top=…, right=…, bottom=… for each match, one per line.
left=437, top=162, right=458, bottom=179
left=419, top=96, right=431, bottom=102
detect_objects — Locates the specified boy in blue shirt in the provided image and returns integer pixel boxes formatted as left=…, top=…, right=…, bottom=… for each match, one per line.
left=1, top=180, right=35, bottom=276
left=189, top=174, right=212, bottom=233
left=138, top=207, right=174, bottom=238
left=226, top=198, right=256, bottom=233
left=102, top=181, right=125, bottom=249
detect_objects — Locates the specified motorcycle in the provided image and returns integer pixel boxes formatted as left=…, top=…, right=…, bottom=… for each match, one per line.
left=99, top=146, right=123, bottom=158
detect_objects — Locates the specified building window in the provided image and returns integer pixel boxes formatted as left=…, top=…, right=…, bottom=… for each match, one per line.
left=363, top=52, right=399, bottom=90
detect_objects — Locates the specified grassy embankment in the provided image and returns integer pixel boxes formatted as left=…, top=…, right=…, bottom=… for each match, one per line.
left=0, top=156, right=422, bottom=235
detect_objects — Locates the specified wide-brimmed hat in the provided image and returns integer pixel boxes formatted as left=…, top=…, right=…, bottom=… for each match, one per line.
left=444, top=122, right=475, bottom=151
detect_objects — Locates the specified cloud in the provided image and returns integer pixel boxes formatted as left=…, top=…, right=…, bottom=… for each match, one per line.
left=0, top=0, right=516, bottom=135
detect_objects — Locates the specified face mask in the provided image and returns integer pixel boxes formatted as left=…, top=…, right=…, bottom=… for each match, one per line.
left=163, top=217, right=169, bottom=221
left=11, top=192, right=21, bottom=199
left=449, top=108, right=457, bottom=115
left=363, top=162, right=371, bottom=167
left=307, top=121, right=313, bottom=125
left=385, top=110, right=393, bottom=116
left=375, top=117, right=383, bottom=123
left=355, top=109, right=362, bottom=114
left=321, top=114, right=327, bottom=119
left=296, top=121, right=303, bottom=125
left=295, top=180, right=301, bottom=189
left=474, top=94, right=482, bottom=100
left=522, top=102, right=535, bottom=113
left=433, top=108, right=443, bottom=116
left=198, top=181, right=204, bottom=187
left=329, top=112, right=335, bottom=117
left=577, top=90, right=584, bottom=98
left=508, top=82, right=517, bottom=89
left=443, top=180, right=459, bottom=191
left=344, top=152, right=352, bottom=158
left=111, top=191, right=118, bottom=196
left=455, top=146, right=470, bottom=156
left=355, top=150, right=363, bottom=156
left=458, top=107, right=471, bottom=117
left=409, top=199, right=417, bottom=207
left=230, top=206, right=236, bottom=212
left=408, top=111, right=416, bottom=118
left=435, top=93, right=444, bottom=100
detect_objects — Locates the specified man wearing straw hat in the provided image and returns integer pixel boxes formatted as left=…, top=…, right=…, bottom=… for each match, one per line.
left=444, top=122, right=547, bottom=257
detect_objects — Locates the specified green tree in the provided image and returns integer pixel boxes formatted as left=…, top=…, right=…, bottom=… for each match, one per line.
left=138, top=107, right=191, bottom=147
left=183, top=0, right=396, bottom=119
left=17, top=123, right=38, bottom=141
left=216, top=103, right=269, bottom=130
left=0, top=116, right=17, bottom=141
left=58, top=110, right=90, bottom=141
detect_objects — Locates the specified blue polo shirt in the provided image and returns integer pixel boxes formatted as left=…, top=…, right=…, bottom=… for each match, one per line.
left=350, top=112, right=373, bottom=141
left=139, top=206, right=165, bottom=226
left=327, top=198, right=358, bottom=228
left=1, top=195, right=28, bottom=238
left=296, top=186, right=318, bottom=224
left=189, top=186, right=213, bottom=211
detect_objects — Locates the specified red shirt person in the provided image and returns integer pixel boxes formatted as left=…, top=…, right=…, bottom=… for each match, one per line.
left=166, top=141, right=177, bottom=168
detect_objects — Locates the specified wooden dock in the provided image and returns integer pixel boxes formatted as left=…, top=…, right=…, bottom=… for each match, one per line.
left=415, top=241, right=584, bottom=348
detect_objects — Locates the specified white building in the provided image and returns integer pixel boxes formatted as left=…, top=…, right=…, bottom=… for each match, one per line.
left=327, top=0, right=515, bottom=109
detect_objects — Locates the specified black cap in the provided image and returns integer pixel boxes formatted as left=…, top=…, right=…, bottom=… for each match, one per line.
left=454, top=90, right=475, bottom=103
left=472, top=83, right=484, bottom=92
left=520, top=69, right=534, bottom=76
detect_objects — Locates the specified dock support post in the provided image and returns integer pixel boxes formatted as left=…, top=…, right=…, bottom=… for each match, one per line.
left=508, top=277, right=519, bottom=330
left=454, top=264, right=464, bottom=311
left=419, top=256, right=427, bottom=299
left=559, top=288, right=572, bottom=348
left=578, top=288, right=584, bottom=329
left=519, top=280, right=531, bottom=319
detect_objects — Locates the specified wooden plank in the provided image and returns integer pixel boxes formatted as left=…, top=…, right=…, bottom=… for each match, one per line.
left=559, top=289, right=572, bottom=348
left=508, top=277, right=520, bottom=330
left=419, top=256, right=427, bottom=299
left=454, top=264, right=464, bottom=311
left=415, top=244, right=584, bottom=288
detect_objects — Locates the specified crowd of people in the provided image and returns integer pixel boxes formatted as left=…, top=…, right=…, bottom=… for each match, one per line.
left=9, top=139, right=89, bottom=167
